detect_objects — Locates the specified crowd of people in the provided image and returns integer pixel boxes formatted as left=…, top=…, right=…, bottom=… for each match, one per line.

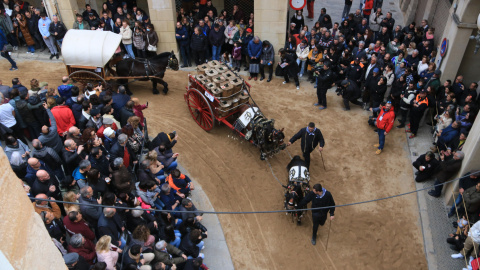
left=1, top=72, right=209, bottom=269
left=0, top=0, right=160, bottom=70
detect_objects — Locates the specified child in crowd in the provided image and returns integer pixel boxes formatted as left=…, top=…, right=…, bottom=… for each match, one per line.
left=232, top=42, right=242, bottom=72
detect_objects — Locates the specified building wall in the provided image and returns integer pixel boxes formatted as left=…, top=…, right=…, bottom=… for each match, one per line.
left=253, top=0, right=288, bottom=63
left=147, top=0, right=178, bottom=55
left=0, top=148, right=67, bottom=270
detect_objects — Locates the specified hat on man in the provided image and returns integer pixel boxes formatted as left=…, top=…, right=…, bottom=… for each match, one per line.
left=434, top=70, right=442, bottom=76
left=103, top=127, right=115, bottom=138
left=103, top=117, right=114, bottom=125
left=341, top=80, right=349, bottom=87
left=63, top=253, right=79, bottom=266
left=373, top=68, right=379, bottom=73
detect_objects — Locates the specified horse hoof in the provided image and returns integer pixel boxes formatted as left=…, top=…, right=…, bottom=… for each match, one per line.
left=152, top=90, right=160, bottom=95
left=163, top=89, right=168, bottom=95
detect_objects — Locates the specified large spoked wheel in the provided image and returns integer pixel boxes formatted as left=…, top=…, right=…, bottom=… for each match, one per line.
left=186, top=88, right=215, bottom=131
left=69, top=70, right=107, bottom=85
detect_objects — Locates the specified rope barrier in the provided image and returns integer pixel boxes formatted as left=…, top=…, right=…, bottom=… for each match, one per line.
left=30, top=172, right=473, bottom=215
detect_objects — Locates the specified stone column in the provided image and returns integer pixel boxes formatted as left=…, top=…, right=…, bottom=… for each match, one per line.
left=56, top=0, right=78, bottom=29
left=0, top=149, right=66, bottom=270
left=147, top=0, right=178, bottom=55
left=253, top=0, right=288, bottom=63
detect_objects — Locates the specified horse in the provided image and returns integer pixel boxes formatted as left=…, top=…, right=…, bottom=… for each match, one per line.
left=236, top=105, right=286, bottom=160
left=284, top=155, right=311, bottom=225
left=115, top=51, right=179, bottom=95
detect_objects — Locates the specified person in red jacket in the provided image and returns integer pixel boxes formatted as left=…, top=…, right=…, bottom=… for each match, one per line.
left=63, top=210, right=95, bottom=242
left=50, top=97, right=76, bottom=136
left=373, top=101, right=395, bottom=154
left=68, top=233, right=96, bottom=265
left=362, top=0, right=374, bottom=21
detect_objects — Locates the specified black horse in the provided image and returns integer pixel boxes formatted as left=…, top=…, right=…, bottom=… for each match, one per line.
left=115, top=51, right=179, bottom=95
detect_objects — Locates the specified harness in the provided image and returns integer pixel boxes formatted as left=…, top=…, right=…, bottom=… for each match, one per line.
left=128, top=58, right=158, bottom=78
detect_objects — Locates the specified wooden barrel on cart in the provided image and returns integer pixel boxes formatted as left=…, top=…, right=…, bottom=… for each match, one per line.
left=230, top=77, right=243, bottom=93
left=205, top=82, right=217, bottom=92
left=239, top=91, right=249, bottom=105
left=205, top=68, right=219, bottom=81
left=208, top=60, right=221, bottom=68
left=211, top=87, right=223, bottom=97
left=231, top=95, right=240, bottom=108
left=217, top=99, right=232, bottom=117
left=195, top=74, right=206, bottom=81
left=197, top=64, right=209, bottom=75
left=220, top=82, right=235, bottom=97
left=213, top=75, right=226, bottom=87
left=215, top=65, right=228, bottom=74
left=199, top=78, right=211, bottom=86
left=223, top=71, right=235, bottom=81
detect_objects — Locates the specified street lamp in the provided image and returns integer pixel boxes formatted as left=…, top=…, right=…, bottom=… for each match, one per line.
left=470, top=13, right=480, bottom=54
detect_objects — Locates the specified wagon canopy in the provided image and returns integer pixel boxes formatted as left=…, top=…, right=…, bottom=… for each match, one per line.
left=62, top=29, right=122, bottom=68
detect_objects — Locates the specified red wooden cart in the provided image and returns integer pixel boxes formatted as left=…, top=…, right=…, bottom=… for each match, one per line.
left=184, top=62, right=286, bottom=159
left=184, top=74, right=252, bottom=134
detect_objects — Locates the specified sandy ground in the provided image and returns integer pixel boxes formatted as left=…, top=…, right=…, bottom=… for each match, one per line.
left=1, top=60, right=427, bottom=269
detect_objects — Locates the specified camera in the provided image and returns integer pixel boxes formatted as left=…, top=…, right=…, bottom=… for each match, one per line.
left=368, top=116, right=377, bottom=126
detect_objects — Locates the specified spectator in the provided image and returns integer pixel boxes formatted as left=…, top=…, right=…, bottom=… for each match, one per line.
left=33, top=193, right=61, bottom=219
left=3, top=134, right=29, bottom=161
left=95, top=235, right=121, bottom=270
left=63, top=210, right=95, bottom=241
left=110, top=133, right=137, bottom=169
left=38, top=12, right=58, bottom=59
left=175, top=22, right=190, bottom=67
left=208, top=23, right=223, bottom=61
left=103, top=127, right=117, bottom=153
left=407, top=90, right=429, bottom=138
left=153, top=240, right=187, bottom=266
left=0, top=28, right=18, bottom=70
left=451, top=220, right=480, bottom=260
left=448, top=171, right=480, bottom=218
left=190, top=26, right=207, bottom=65
left=155, top=144, right=178, bottom=172
left=433, top=121, right=461, bottom=153
left=51, top=97, right=76, bottom=136
left=78, top=185, right=103, bottom=226
left=31, top=169, right=61, bottom=199
left=412, top=151, right=439, bottom=182
left=259, top=40, right=274, bottom=82
left=179, top=229, right=204, bottom=260
left=49, top=15, right=67, bottom=47
left=73, top=159, right=91, bottom=188
left=278, top=48, right=300, bottom=90
left=178, top=198, right=203, bottom=224
left=57, top=76, right=73, bottom=99
left=120, top=19, right=134, bottom=59
left=122, top=244, right=155, bottom=270
left=120, top=100, right=135, bottom=127
left=290, top=10, right=304, bottom=33
left=62, top=139, right=85, bottom=176
left=247, top=36, right=262, bottom=80
left=296, top=40, right=309, bottom=78
left=159, top=183, right=182, bottom=211
left=63, top=252, right=91, bottom=270
left=15, top=13, right=35, bottom=54
left=68, top=234, right=96, bottom=265
left=428, top=151, right=465, bottom=198
left=133, top=26, right=146, bottom=58
left=31, top=139, right=64, bottom=180
left=25, top=157, right=54, bottom=187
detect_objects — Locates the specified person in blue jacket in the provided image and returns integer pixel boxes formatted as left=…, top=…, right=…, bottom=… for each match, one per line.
left=175, top=22, right=190, bottom=67
left=0, top=28, right=17, bottom=70
left=247, top=36, right=262, bottom=80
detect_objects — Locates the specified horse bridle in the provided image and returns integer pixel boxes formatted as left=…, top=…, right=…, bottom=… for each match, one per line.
left=167, top=53, right=178, bottom=70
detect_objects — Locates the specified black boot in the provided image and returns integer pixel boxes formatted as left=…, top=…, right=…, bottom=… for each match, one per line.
left=49, top=54, right=54, bottom=60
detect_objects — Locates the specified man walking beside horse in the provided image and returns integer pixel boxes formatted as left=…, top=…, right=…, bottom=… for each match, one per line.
left=287, top=122, right=325, bottom=169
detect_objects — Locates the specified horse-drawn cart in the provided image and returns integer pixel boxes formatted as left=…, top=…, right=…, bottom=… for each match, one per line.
left=185, top=61, right=286, bottom=159
left=62, top=29, right=178, bottom=94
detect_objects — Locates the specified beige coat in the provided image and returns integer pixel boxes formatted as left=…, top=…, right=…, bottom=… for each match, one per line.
left=120, top=26, right=132, bottom=44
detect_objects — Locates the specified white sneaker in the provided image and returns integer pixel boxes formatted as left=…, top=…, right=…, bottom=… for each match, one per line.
left=31, top=52, right=34, bottom=55
left=299, top=74, right=303, bottom=77
left=283, top=81, right=287, bottom=84
left=451, top=253, right=464, bottom=259
left=26, top=51, right=30, bottom=54
left=13, top=46, right=18, bottom=50
left=296, top=86, right=300, bottom=90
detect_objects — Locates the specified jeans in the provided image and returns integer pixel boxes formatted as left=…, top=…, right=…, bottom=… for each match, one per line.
left=449, top=194, right=463, bottom=216
left=342, top=4, right=352, bottom=20
left=165, top=161, right=178, bottom=172
left=43, top=36, right=58, bottom=54
left=180, top=45, right=190, bottom=66
left=27, top=45, right=35, bottom=53
left=154, top=198, right=165, bottom=209
left=196, top=240, right=204, bottom=251
left=119, top=236, right=126, bottom=249
left=124, top=44, right=135, bottom=59
left=1, top=51, right=17, bottom=68
left=56, top=38, right=63, bottom=49
left=212, top=45, right=222, bottom=61
left=169, top=231, right=182, bottom=248
left=296, top=59, right=307, bottom=76
left=377, top=129, right=385, bottom=150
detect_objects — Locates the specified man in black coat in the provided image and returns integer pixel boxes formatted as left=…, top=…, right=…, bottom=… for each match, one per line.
left=120, top=100, right=135, bottom=127
left=112, top=86, right=131, bottom=120
left=287, top=122, right=325, bottom=169
left=363, top=65, right=380, bottom=109
left=428, top=151, right=465, bottom=197
left=297, top=183, right=335, bottom=245
left=345, top=57, right=364, bottom=87
left=315, top=61, right=334, bottom=110
left=412, top=151, right=440, bottom=182
left=109, top=134, right=137, bottom=170
left=279, top=48, right=299, bottom=89
left=338, top=79, right=362, bottom=110
left=62, top=139, right=85, bottom=177
left=448, top=171, right=480, bottom=217
left=25, top=11, right=45, bottom=50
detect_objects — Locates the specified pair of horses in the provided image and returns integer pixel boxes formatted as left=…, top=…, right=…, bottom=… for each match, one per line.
left=284, top=156, right=311, bottom=225
left=110, top=51, right=179, bottom=95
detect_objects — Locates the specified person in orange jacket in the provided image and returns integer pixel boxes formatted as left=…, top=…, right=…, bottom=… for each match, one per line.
left=371, top=101, right=395, bottom=154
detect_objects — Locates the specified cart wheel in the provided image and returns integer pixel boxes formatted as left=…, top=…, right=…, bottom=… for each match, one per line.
left=186, top=88, right=215, bottom=131
left=68, top=70, right=107, bottom=85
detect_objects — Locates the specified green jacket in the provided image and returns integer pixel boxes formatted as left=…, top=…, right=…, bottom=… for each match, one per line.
left=464, top=186, right=480, bottom=213
left=73, top=20, right=90, bottom=30
left=152, top=243, right=186, bottom=266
